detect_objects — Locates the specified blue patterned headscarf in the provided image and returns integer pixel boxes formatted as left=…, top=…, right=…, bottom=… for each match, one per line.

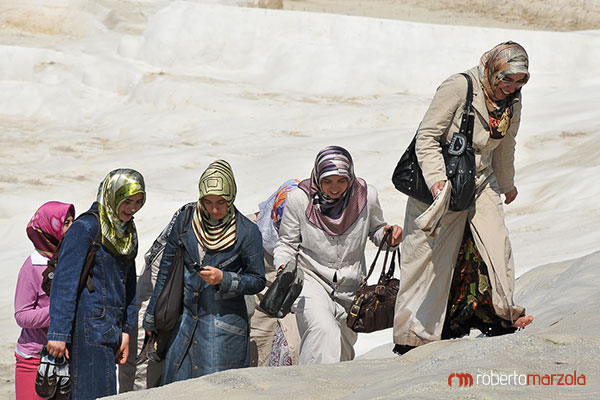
left=256, top=179, right=300, bottom=255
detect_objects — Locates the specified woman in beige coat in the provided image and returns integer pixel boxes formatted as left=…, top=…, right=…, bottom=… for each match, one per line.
left=392, top=42, right=533, bottom=354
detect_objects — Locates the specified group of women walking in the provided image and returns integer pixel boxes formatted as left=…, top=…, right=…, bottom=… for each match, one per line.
left=14, top=41, right=532, bottom=399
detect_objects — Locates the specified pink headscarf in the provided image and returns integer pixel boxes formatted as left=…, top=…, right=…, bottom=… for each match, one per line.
left=26, top=201, right=75, bottom=258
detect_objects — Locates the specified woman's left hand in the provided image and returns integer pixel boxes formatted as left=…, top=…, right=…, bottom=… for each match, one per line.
left=504, top=187, right=518, bottom=205
left=198, top=266, right=223, bottom=285
left=115, top=332, right=129, bottom=365
left=384, top=225, right=403, bottom=247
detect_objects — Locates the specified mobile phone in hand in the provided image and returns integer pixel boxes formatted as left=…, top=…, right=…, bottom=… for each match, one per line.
left=192, top=262, right=205, bottom=272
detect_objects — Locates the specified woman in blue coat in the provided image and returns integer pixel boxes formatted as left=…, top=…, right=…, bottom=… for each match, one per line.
left=144, top=160, right=266, bottom=384
left=47, top=168, right=145, bottom=400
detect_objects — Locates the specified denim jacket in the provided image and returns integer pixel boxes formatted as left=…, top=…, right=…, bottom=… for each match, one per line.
left=143, top=206, right=265, bottom=381
left=48, top=203, right=137, bottom=345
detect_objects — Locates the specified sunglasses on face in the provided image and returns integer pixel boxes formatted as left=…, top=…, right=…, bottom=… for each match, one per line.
left=499, top=76, right=526, bottom=88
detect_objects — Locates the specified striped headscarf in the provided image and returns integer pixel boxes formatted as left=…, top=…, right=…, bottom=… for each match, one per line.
left=256, top=179, right=300, bottom=255
left=26, top=201, right=75, bottom=259
left=96, top=168, right=145, bottom=257
left=298, top=146, right=367, bottom=236
left=193, top=160, right=238, bottom=251
left=478, top=41, right=530, bottom=138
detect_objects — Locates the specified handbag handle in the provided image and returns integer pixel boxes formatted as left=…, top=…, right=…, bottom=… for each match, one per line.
left=381, top=248, right=400, bottom=282
left=457, top=73, right=475, bottom=145
left=359, top=229, right=395, bottom=288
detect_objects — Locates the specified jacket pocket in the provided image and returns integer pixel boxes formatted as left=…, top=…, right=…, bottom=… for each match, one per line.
left=84, top=307, right=121, bottom=347
left=213, top=316, right=248, bottom=368
left=215, top=318, right=246, bottom=336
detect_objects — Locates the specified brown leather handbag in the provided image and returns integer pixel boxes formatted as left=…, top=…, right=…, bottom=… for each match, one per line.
left=346, top=230, right=400, bottom=333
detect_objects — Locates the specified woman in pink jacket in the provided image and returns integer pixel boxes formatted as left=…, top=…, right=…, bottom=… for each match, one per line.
left=14, top=201, right=74, bottom=400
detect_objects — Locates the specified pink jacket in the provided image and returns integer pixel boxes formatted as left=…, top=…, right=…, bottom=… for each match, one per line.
left=14, top=251, right=50, bottom=358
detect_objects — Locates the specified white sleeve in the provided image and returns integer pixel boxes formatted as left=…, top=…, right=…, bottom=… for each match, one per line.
left=273, top=188, right=304, bottom=268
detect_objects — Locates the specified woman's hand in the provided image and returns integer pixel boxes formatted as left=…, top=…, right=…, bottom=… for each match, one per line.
left=384, top=225, right=403, bottom=247
left=198, top=266, right=223, bottom=285
left=47, top=340, right=69, bottom=359
left=430, top=180, right=446, bottom=198
left=504, top=187, right=518, bottom=205
left=115, top=332, right=129, bottom=365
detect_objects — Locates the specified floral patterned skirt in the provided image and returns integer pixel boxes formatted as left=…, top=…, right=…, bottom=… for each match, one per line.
left=441, top=226, right=517, bottom=339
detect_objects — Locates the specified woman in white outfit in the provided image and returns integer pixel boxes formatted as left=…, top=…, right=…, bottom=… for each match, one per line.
left=274, top=145, right=402, bottom=364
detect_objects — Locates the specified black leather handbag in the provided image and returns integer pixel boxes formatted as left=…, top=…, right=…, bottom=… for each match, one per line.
left=259, top=258, right=303, bottom=319
left=392, top=73, right=476, bottom=211
left=152, top=207, right=193, bottom=359
left=346, top=230, right=399, bottom=333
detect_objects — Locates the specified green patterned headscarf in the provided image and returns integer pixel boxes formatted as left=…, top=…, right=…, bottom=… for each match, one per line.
left=192, top=160, right=237, bottom=251
left=96, top=168, right=145, bottom=256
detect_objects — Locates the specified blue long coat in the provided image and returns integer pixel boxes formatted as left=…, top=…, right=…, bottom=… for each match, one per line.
left=48, top=203, right=137, bottom=400
left=145, top=207, right=265, bottom=383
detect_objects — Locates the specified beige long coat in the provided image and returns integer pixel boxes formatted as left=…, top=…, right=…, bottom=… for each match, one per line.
left=393, top=67, right=526, bottom=346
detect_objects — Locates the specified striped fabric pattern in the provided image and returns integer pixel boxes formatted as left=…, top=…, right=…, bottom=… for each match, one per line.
left=193, top=160, right=238, bottom=251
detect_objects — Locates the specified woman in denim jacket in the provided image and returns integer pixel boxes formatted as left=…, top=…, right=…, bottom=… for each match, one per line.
left=144, top=160, right=265, bottom=384
left=47, top=169, right=145, bottom=400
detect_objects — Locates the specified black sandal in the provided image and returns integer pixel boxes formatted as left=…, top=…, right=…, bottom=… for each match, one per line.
left=53, top=355, right=71, bottom=400
left=35, top=345, right=58, bottom=399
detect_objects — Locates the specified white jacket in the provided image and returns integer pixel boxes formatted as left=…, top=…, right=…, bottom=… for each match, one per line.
left=274, top=185, right=388, bottom=306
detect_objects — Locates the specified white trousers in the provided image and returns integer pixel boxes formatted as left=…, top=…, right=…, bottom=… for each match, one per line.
left=294, top=274, right=357, bottom=364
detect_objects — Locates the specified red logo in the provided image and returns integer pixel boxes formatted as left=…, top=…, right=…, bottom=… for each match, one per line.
left=448, top=372, right=474, bottom=387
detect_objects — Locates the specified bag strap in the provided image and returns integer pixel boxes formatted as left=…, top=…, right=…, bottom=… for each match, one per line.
left=359, top=229, right=392, bottom=288
left=381, top=248, right=400, bottom=282
left=47, top=241, right=62, bottom=271
left=179, top=203, right=197, bottom=261
left=182, top=204, right=194, bottom=233
left=373, top=247, right=401, bottom=297
left=77, top=211, right=102, bottom=294
left=457, top=73, right=475, bottom=145
left=458, top=72, right=474, bottom=113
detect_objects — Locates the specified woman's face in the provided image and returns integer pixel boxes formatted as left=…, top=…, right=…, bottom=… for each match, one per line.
left=494, top=72, right=527, bottom=100
left=320, top=175, right=349, bottom=199
left=62, top=215, right=74, bottom=235
left=201, top=194, right=229, bottom=220
left=118, top=192, right=145, bottom=222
